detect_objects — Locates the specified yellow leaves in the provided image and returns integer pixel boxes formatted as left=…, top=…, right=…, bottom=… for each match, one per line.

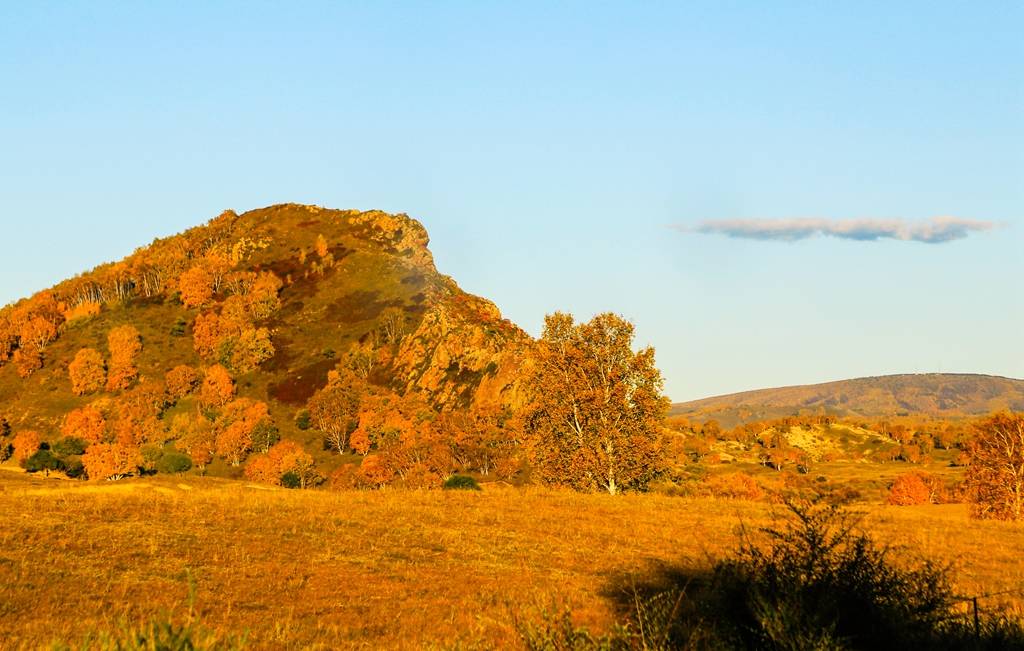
left=315, top=234, right=329, bottom=258
left=63, top=300, right=102, bottom=323
left=106, top=325, right=142, bottom=391
left=12, top=431, right=41, bottom=463
left=164, top=365, right=200, bottom=401
left=68, top=348, right=106, bottom=395
left=200, top=365, right=236, bottom=408
left=81, top=443, right=142, bottom=481
left=178, top=266, right=215, bottom=308
left=62, top=406, right=107, bottom=444
left=526, top=312, right=669, bottom=494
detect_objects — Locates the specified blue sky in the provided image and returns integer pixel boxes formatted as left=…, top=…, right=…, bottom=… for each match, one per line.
left=2, top=2, right=1021, bottom=401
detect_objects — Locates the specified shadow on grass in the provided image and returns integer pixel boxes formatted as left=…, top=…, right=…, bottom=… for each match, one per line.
left=522, top=497, right=1024, bottom=651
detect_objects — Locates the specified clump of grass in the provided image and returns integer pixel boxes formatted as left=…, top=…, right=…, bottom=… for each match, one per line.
left=51, top=617, right=246, bottom=651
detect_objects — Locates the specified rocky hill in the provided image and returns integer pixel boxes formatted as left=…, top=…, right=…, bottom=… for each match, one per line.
left=672, top=373, right=1024, bottom=428
left=0, top=204, right=531, bottom=475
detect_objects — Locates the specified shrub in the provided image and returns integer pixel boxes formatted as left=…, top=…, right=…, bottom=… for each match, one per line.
left=442, top=474, right=481, bottom=491
left=156, top=452, right=193, bottom=475
left=64, top=459, right=86, bottom=479
left=53, top=436, right=88, bottom=457
left=281, top=471, right=301, bottom=489
left=604, top=497, right=996, bottom=650
left=705, top=472, right=763, bottom=500
left=170, top=316, right=188, bottom=337
left=888, top=473, right=934, bottom=506
left=294, top=409, right=311, bottom=430
left=23, top=449, right=65, bottom=475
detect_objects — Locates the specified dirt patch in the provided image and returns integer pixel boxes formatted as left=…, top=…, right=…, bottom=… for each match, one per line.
left=268, top=358, right=337, bottom=405
left=327, top=290, right=402, bottom=324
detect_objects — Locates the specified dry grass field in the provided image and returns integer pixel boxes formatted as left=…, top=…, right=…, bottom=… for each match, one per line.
left=1, top=470, right=1023, bottom=650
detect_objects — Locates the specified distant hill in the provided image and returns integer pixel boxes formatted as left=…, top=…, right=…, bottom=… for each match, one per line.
left=672, top=374, right=1024, bottom=427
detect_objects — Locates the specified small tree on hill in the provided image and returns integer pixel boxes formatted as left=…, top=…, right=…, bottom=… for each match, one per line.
left=308, top=378, right=361, bottom=453
left=524, top=312, right=669, bottom=495
left=12, top=430, right=42, bottom=463
left=106, top=325, right=142, bottom=391
left=966, top=412, right=1024, bottom=520
left=68, top=348, right=106, bottom=395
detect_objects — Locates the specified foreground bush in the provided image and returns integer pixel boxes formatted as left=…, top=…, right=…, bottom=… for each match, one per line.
left=51, top=616, right=245, bottom=651
left=522, top=497, right=1024, bottom=650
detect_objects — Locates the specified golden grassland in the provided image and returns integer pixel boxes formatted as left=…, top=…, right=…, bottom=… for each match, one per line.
left=1, top=471, right=1023, bottom=650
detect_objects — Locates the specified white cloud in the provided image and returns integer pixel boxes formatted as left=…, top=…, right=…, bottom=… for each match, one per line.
left=680, top=217, right=995, bottom=243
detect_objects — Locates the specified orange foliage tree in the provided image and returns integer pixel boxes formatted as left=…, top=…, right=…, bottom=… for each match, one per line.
left=12, top=431, right=42, bottom=463
left=62, top=406, right=108, bottom=444
left=170, top=413, right=215, bottom=470
left=213, top=398, right=274, bottom=466
left=82, top=443, right=142, bottom=480
left=106, top=325, right=142, bottom=391
left=244, top=440, right=317, bottom=487
left=192, top=312, right=222, bottom=358
left=247, top=271, right=283, bottom=320
left=108, top=380, right=168, bottom=447
left=226, top=328, right=275, bottom=373
left=199, top=365, right=235, bottom=408
left=178, top=265, right=215, bottom=308
left=308, top=376, right=361, bottom=453
left=966, top=412, right=1024, bottom=520
left=164, top=365, right=200, bottom=400
left=68, top=348, right=107, bottom=395
left=315, top=234, right=329, bottom=258
left=524, top=312, right=669, bottom=494
left=887, top=473, right=933, bottom=506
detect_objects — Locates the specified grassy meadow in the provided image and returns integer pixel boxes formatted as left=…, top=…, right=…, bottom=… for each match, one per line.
left=2, top=469, right=1023, bottom=650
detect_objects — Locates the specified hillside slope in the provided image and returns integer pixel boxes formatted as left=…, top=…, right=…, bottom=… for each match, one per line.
left=672, top=373, right=1024, bottom=427
left=0, top=204, right=531, bottom=474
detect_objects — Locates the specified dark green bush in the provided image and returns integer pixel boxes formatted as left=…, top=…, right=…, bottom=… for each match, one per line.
left=156, top=452, right=193, bottom=475
left=442, top=475, right=481, bottom=491
left=0, top=442, right=12, bottom=462
left=64, top=459, right=86, bottom=479
left=294, top=409, right=312, bottom=431
left=595, top=497, right=1024, bottom=651
left=140, top=444, right=164, bottom=471
left=23, top=449, right=65, bottom=475
left=170, top=316, right=188, bottom=337
left=53, top=436, right=88, bottom=457
left=281, top=471, right=301, bottom=489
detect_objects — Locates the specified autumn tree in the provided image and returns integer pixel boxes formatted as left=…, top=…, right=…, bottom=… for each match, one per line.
left=247, top=271, right=283, bottom=320
left=193, top=311, right=222, bottom=358
left=224, top=327, right=275, bottom=373
left=109, top=380, right=168, bottom=447
left=82, top=443, right=142, bottom=480
left=165, top=365, right=200, bottom=400
left=888, top=473, right=933, bottom=506
left=12, top=431, right=42, bottom=463
left=106, top=325, right=142, bottom=391
left=524, top=312, right=669, bottom=495
left=178, top=265, right=215, bottom=308
left=199, top=365, right=235, bottom=408
left=966, top=412, right=1024, bottom=520
left=68, top=348, right=106, bottom=395
left=171, top=413, right=215, bottom=471
left=308, top=376, right=361, bottom=453
left=315, top=234, right=329, bottom=258
left=62, top=405, right=107, bottom=444
left=244, top=440, right=317, bottom=487
left=213, top=398, right=274, bottom=466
